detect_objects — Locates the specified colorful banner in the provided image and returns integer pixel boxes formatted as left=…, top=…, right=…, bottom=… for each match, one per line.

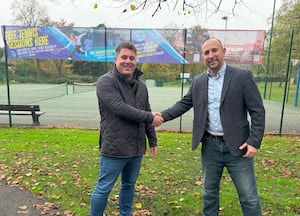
left=2, top=26, right=265, bottom=64
left=208, top=30, right=266, bottom=64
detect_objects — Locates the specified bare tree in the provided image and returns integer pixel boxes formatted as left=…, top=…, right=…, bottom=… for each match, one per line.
left=11, top=0, right=48, bottom=26
left=10, top=0, right=49, bottom=79
left=93, top=0, right=246, bottom=17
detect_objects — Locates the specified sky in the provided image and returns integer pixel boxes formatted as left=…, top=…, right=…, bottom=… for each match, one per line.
left=0, top=0, right=282, bottom=47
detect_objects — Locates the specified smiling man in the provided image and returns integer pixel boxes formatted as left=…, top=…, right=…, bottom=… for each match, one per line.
left=90, top=41, right=163, bottom=216
left=160, top=38, right=265, bottom=216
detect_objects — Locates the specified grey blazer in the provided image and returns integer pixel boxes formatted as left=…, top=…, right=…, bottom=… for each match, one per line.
left=161, top=65, right=265, bottom=156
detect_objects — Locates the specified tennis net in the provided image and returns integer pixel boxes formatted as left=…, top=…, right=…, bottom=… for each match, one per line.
left=72, top=82, right=96, bottom=94
left=0, top=82, right=68, bottom=104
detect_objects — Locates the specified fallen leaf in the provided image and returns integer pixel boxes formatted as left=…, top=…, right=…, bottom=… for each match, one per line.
left=19, top=205, right=28, bottom=210
left=135, top=202, right=142, bottom=209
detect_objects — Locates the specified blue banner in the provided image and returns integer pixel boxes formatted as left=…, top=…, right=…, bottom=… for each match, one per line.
left=2, top=26, right=265, bottom=64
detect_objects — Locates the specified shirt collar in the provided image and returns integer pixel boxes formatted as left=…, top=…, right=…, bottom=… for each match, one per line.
left=207, top=63, right=227, bottom=78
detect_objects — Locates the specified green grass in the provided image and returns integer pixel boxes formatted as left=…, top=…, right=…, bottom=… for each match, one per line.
left=0, top=128, right=299, bottom=215
left=257, top=82, right=299, bottom=104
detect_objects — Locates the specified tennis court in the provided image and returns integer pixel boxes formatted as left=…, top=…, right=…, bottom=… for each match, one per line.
left=0, top=83, right=299, bottom=134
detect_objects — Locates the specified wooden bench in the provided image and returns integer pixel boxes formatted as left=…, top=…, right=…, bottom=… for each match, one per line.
left=0, top=104, right=45, bottom=126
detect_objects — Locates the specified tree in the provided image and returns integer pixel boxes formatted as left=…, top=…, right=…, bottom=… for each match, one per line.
left=10, top=0, right=49, bottom=81
left=11, top=0, right=48, bottom=26
left=141, top=63, right=182, bottom=82
left=93, top=0, right=250, bottom=17
left=40, top=17, right=74, bottom=27
left=141, top=63, right=161, bottom=80
left=69, top=61, right=112, bottom=82
left=10, top=0, right=78, bottom=82
left=268, top=0, right=300, bottom=79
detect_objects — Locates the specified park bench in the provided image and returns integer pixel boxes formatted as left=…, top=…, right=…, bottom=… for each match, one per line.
left=0, top=104, right=45, bottom=126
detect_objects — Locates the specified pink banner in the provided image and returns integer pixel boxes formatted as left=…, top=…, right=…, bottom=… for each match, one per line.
left=208, top=30, right=266, bottom=64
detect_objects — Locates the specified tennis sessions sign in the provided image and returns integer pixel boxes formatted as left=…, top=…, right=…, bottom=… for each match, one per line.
left=1, top=26, right=265, bottom=64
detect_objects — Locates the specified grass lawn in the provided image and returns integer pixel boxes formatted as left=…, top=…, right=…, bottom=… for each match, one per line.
left=0, top=128, right=299, bottom=215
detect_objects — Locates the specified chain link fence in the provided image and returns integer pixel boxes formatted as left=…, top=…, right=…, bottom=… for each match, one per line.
left=0, top=59, right=299, bottom=135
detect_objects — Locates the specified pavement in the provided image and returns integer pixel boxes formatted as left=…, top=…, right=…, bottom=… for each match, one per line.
left=0, top=180, right=66, bottom=216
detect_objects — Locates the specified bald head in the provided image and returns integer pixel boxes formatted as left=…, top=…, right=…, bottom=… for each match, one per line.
left=202, top=38, right=224, bottom=50
left=201, top=38, right=226, bottom=76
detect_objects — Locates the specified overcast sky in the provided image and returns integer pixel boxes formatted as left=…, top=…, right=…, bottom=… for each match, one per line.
left=0, top=0, right=282, bottom=47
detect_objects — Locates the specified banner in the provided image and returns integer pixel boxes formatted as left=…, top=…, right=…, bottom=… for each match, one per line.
left=208, top=30, right=266, bottom=64
left=2, top=26, right=265, bottom=64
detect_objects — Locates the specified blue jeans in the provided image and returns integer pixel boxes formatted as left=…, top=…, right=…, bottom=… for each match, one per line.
left=90, top=155, right=142, bottom=216
left=201, top=137, right=262, bottom=216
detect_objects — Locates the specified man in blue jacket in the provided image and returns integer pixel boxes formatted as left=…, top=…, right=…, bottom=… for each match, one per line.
left=90, top=41, right=163, bottom=216
left=161, top=38, right=265, bottom=216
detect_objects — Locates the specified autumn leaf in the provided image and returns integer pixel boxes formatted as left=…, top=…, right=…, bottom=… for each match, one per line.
left=194, top=180, right=202, bottom=186
left=53, top=162, right=60, bottom=167
left=33, top=204, right=42, bottom=209
left=135, top=202, right=142, bottom=209
left=130, top=4, right=136, bottom=11
left=133, top=209, right=152, bottom=216
left=0, top=129, right=298, bottom=215
left=50, top=195, right=61, bottom=200
left=18, top=205, right=29, bottom=214
left=193, top=191, right=201, bottom=197
left=19, top=205, right=28, bottom=210
left=63, top=210, right=74, bottom=216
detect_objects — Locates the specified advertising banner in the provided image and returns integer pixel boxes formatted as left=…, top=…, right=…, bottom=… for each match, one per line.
left=208, top=29, right=265, bottom=64
left=2, top=26, right=265, bottom=64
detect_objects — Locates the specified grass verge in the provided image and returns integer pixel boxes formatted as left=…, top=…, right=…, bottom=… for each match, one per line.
left=0, top=128, right=299, bottom=215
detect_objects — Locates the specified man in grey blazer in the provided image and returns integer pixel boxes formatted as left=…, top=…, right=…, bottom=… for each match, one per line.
left=160, top=38, right=265, bottom=216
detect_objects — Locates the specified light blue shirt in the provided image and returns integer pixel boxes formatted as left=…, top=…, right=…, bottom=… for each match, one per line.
left=206, top=63, right=226, bottom=136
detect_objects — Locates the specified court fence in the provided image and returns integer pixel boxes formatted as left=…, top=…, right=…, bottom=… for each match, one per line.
left=0, top=76, right=299, bottom=135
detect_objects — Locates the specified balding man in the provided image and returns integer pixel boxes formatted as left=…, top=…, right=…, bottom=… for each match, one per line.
left=160, top=38, right=265, bottom=216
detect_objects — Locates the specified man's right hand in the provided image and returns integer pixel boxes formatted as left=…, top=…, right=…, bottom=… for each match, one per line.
left=151, top=112, right=164, bottom=127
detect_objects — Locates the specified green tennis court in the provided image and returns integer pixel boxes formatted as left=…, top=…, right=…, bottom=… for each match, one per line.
left=0, top=83, right=299, bottom=134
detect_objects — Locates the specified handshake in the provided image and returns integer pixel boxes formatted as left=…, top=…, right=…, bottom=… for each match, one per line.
left=151, top=112, right=164, bottom=127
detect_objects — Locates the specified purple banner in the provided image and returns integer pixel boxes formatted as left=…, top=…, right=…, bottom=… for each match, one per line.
left=2, top=26, right=265, bottom=64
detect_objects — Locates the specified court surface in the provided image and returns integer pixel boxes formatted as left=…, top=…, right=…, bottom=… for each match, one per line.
left=0, top=84, right=299, bottom=134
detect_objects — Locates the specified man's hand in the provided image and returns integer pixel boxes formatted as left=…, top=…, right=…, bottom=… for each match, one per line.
left=239, top=143, right=258, bottom=158
left=150, top=146, right=157, bottom=156
left=151, top=112, right=164, bottom=127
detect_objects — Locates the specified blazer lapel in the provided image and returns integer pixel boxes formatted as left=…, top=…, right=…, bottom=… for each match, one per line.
left=204, top=75, right=208, bottom=105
